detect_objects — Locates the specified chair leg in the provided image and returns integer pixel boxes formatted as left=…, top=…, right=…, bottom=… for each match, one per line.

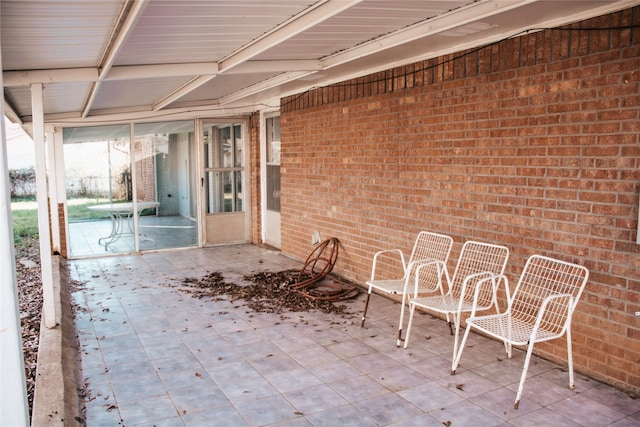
left=396, top=292, right=407, bottom=347
left=514, top=343, right=536, bottom=410
left=361, top=291, right=372, bottom=327
left=450, top=312, right=461, bottom=373
left=451, top=323, right=472, bottom=374
left=403, top=303, right=416, bottom=349
left=566, top=327, right=575, bottom=390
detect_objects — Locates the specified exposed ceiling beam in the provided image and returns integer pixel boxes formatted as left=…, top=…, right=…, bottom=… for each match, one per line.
left=3, top=68, right=98, bottom=87
left=218, top=71, right=317, bottom=105
left=218, top=0, right=363, bottom=73
left=152, top=0, right=362, bottom=111
left=3, top=60, right=321, bottom=87
left=81, top=0, right=149, bottom=118
left=152, top=75, right=217, bottom=111
left=3, top=100, right=23, bottom=125
left=321, top=0, right=537, bottom=70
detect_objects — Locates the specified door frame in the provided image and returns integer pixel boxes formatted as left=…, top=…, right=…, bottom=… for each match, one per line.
left=260, top=110, right=281, bottom=248
left=198, top=118, right=251, bottom=246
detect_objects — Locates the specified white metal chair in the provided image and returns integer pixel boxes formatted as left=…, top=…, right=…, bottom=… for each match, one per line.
left=403, top=241, right=509, bottom=372
left=452, top=254, right=589, bottom=409
left=361, top=231, right=453, bottom=346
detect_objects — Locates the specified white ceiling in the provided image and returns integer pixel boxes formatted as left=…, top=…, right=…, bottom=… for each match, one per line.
left=2, top=0, right=638, bottom=125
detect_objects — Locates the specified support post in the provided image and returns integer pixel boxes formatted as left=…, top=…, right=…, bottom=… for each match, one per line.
left=0, top=41, right=30, bottom=426
left=31, top=83, right=57, bottom=328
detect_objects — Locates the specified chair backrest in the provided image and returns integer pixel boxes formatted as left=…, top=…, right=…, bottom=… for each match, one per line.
left=408, top=231, right=453, bottom=292
left=510, top=255, right=589, bottom=335
left=448, top=241, right=510, bottom=304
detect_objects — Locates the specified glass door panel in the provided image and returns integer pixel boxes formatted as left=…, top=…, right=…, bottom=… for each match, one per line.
left=64, top=124, right=133, bottom=257
left=202, top=121, right=247, bottom=244
left=133, top=121, right=198, bottom=250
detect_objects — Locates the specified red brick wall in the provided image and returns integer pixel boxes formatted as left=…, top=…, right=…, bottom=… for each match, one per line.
left=249, top=113, right=262, bottom=244
left=279, top=8, right=640, bottom=393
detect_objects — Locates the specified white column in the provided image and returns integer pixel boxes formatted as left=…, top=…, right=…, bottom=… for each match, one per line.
left=47, top=128, right=61, bottom=254
left=0, top=39, right=30, bottom=426
left=31, top=83, right=57, bottom=327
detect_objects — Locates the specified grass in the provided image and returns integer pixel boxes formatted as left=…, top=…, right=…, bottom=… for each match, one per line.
left=11, top=208, right=39, bottom=240
left=10, top=197, right=123, bottom=242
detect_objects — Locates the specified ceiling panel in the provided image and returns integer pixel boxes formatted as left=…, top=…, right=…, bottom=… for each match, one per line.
left=2, top=0, right=637, bottom=123
left=0, top=0, right=123, bottom=70
left=91, top=76, right=195, bottom=111
left=115, top=0, right=318, bottom=65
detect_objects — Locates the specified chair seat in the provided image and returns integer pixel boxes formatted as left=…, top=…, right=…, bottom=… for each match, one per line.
left=468, top=313, right=561, bottom=346
left=366, top=278, right=405, bottom=294
left=411, top=295, right=477, bottom=314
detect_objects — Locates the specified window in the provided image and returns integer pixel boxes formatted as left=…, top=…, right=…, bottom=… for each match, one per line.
left=204, top=123, right=244, bottom=213
left=266, top=116, right=281, bottom=212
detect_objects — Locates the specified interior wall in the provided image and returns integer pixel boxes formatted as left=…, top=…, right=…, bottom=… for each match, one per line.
left=279, top=7, right=640, bottom=393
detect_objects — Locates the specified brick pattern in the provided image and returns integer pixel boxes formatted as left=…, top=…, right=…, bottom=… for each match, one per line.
left=249, top=113, right=262, bottom=244
left=278, top=8, right=640, bottom=393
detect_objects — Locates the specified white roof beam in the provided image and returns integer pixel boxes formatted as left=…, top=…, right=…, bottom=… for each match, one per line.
left=153, top=0, right=362, bottom=110
left=218, top=71, right=317, bottom=105
left=218, top=0, right=363, bottom=73
left=3, top=68, right=98, bottom=87
left=105, top=63, right=218, bottom=80
left=3, top=60, right=320, bottom=87
left=321, top=0, right=537, bottom=70
left=82, top=0, right=149, bottom=118
left=152, top=75, right=217, bottom=111
left=3, top=100, right=23, bottom=124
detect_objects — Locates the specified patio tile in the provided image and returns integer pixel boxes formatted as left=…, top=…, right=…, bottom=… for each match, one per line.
left=218, top=376, right=279, bottom=403
left=265, top=367, right=322, bottom=393
left=329, top=374, right=391, bottom=403
left=371, top=364, right=431, bottom=392
left=286, top=343, right=341, bottom=367
left=351, top=351, right=404, bottom=374
left=470, top=386, right=541, bottom=420
left=580, top=382, right=640, bottom=416
left=509, top=407, right=582, bottom=427
left=118, top=395, right=179, bottom=426
left=547, top=393, right=628, bottom=426
left=428, top=399, right=506, bottom=426
left=233, top=394, right=300, bottom=426
left=112, top=378, right=163, bottom=407
left=398, top=381, right=464, bottom=412
left=354, top=393, right=423, bottom=425
left=386, top=412, right=445, bottom=427
left=435, top=369, right=502, bottom=398
left=71, top=245, right=638, bottom=427
left=304, top=405, right=377, bottom=427
left=130, top=416, right=186, bottom=427
left=249, top=353, right=302, bottom=376
left=283, top=383, right=348, bottom=414
left=206, top=360, right=262, bottom=384
left=305, top=358, right=363, bottom=383
left=168, top=384, right=230, bottom=414
left=326, top=340, right=374, bottom=358
left=180, top=405, right=248, bottom=427
left=503, top=374, right=577, bottom=407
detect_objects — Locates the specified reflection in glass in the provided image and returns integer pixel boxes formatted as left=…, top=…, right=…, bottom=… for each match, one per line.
left=64, top=121, right=198, bottom=257
left=134, top=121, right=197, bottom=251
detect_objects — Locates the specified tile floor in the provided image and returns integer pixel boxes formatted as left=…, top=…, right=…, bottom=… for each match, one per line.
left=69, top=244, right=640, bottom=427
left=68, top=215, right=197, bottom=257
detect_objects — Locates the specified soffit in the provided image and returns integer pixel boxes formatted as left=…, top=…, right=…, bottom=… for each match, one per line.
left=1, top=0, right=637, bottom=124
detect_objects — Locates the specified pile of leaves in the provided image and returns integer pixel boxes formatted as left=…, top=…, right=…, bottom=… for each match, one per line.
left=178, top=270, right=355, bottom=315
left=15, top=235, right=42, bottom=415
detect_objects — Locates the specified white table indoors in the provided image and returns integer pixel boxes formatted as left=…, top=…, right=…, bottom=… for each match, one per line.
left=87, top=201, right=160, bottom=250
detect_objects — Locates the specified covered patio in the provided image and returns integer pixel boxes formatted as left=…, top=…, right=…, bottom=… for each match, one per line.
left=2, top=1, right=640, bottom=425
left=67, top=245, right=639, bottom=426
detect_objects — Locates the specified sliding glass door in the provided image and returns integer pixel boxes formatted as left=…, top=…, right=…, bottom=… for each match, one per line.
left=64, top=121, right=198, bottom=257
